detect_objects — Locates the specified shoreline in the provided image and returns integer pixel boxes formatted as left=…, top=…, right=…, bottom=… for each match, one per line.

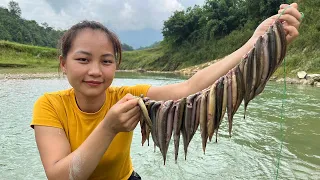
left=1, top=70, right=319, bottom=87
left=0, top=70, right=180, bottom=80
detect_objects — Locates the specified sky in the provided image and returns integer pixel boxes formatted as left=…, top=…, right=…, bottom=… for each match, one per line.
left=0, top=0, right=205, bottom=48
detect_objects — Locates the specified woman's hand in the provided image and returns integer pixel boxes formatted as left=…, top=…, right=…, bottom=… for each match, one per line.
left=249, top=3, right=302, bottom=46
left=103, top=93, right=141, bottom=135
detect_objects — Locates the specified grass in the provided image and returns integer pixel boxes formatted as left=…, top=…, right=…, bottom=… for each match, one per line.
left=0, top=40, right=59, bottom=74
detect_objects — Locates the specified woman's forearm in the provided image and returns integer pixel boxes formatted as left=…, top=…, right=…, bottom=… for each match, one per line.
left=48, top=121, right=116, bottom=180
left=185, top=39, right=254, bottom=94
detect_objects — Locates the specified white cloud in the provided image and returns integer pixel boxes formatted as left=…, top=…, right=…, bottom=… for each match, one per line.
left=0, top=0, right=204, bottom=31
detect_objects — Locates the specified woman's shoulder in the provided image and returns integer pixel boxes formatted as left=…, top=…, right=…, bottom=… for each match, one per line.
left=36, top=88, right=74, bottom=105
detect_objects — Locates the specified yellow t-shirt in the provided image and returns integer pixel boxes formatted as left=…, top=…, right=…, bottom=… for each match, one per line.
left=31, top=84, right=151, bottom=180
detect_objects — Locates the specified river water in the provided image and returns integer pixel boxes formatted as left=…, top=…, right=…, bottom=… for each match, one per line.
left=0, top=72, right=319, bottom=179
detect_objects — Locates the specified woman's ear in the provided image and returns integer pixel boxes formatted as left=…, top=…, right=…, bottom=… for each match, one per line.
left=59, top=55, right=66, bottom=74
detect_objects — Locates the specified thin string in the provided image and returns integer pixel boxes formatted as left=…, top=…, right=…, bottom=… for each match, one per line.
left=274, top=5, right=288, bottom=180
left=274, top=3, right=299, bottom=179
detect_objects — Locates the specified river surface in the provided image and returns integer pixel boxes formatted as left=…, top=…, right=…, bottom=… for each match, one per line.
left=0, top=72, right=319, bottom=180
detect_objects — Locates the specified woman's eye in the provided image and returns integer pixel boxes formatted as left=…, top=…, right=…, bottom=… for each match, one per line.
left=103, top=60, right=113, bottom=64
left=76, top=58, right=88, bottom=62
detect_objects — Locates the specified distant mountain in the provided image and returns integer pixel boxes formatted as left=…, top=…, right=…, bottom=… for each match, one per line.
left=116, top=28, right=163, bottom=49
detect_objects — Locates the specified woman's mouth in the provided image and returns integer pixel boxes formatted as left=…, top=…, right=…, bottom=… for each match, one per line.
left=84, top=80, right=103, bottom=86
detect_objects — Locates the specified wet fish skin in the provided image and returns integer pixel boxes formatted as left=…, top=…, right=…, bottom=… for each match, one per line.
left=137, top=98, right=152, bottom=129
left=254, top=33, right=270, bottom=97
left=200, top=91, right=208, bottom=154
left=190, top=93, right=200, bottom=139
left=243, top=47, right=255, bottom=119
left=227, top=71, right=233, bottom=138
left=173, top=98, right=186, bottom=163
left=207, top=83, right=216, bottom=142
left=214, top=77, right=224, bottom=143
left=194, top=95, right=202, bottom=134
left=249, top=46, right=258, bottom=101
left=158, top=100, right=174, bottom=165
left=233, top=66, right=245, bottom=115
left=273, top=23, right=282, bottom=65
left=275, top=20, right=287, bottom=62
left=220, top=75, right=228, bottom=125
left=140, top=114, right=147, bottom=146
left=253, top=36, right=263, bottom=95
left=182, top=93, right=197, bottom=160
left=231, top=69, right=237, bottom=110
left=267, top=26, right=277, bottom=79
left=150, top=101, right=162, bottom=151
left=165, top=101, right=176, bottom=160
left=145, top=100, right=156, bottom=146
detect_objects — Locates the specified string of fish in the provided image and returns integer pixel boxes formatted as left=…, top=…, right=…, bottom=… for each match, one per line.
left=135, top=6, right=304, bottom=176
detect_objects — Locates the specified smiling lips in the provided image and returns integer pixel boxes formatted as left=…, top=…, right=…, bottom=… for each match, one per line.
left=84, top=80, right=103, bottom=86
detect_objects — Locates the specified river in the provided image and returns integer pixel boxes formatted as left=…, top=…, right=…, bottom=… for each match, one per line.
left=0, top=72, right=319, bottom=179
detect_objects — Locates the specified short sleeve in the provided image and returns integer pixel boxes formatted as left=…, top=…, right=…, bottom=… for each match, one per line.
left=30, top=94, right=63, bottom=129
left=114, top=84, right=151, bottom=99
left=125, top=84, right=151, bottom=97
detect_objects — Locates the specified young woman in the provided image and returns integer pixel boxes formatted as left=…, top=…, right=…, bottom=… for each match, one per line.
left=31, top=3, right=302, bottom=180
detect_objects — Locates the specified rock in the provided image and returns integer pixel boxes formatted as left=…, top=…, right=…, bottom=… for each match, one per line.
left=297, top=71, right=307, bottom=79
left=136, top=68, right=146, bottom=73
left=306, top=74, right=320, bottom=82
left=314, top=82, right=320, bottom=87
left=276, top=77, right=300, bottom=84
left=300, top=79, right=314, bottom=85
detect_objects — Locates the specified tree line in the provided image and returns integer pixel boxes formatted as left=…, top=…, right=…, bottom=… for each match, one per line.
left=162, top=0, right=291, bottom=46
left=0, top=1, right=134, bottom=51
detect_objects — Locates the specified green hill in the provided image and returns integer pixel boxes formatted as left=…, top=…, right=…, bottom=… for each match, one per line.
left=0, top=0, right=319, bottom=76
left=120, top=0, right=320, bottom=76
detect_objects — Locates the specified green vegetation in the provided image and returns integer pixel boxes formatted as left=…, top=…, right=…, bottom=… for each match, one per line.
left=121, top=0, right=320, bottom=76
left=0, top=0, right=319, bottom=76
left=0, top=41, right=58, bottom=74
left=0, top=1, right=135, bottom=50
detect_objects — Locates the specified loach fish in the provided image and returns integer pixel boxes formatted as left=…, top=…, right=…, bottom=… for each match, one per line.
left=138, top=20, right=288, bottom=164
left=207, top=83, right=217, bottom=142
left=164, top=101, right=176, bottom=164
left=150, top=101, right=162, bottom=151
left=243, top=47, right=255, bottom=119
left=137, top=97, right=152, bottom=129
left=214, top=77, right=224, bottom=142
left=182, top=93, right=197, bottom=160
left=253, top=36, right=263, bottom=97
left=173, top=98, right=186, bottom=163
left=157, top=100, right=173, bottom=165
left=267, top=26, right=277, bottom=80
left=227, top=71, right=233, bottom=138
left=200, top=90, right=208, bottom=154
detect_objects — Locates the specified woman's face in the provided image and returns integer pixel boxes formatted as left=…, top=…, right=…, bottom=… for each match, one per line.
left=60, top=28, right=117, bottom=98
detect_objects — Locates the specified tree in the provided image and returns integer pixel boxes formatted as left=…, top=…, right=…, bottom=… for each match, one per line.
left=8, top=1, right=21, bottom=17
left=122, top=43, right=134, bottom=51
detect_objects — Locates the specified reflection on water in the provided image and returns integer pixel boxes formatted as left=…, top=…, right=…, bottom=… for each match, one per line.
left=0, top=74, right=319, bottom=179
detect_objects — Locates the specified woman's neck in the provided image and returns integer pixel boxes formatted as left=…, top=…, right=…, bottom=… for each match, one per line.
left=74, top=91, right=106, bottom=113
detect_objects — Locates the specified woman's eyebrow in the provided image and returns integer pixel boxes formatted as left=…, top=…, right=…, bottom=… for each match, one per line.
left=74, top=51, right=114, bottom=58
left=102, top=53, right=114, bottom=58
left=75, top=50, right=92, bottom=56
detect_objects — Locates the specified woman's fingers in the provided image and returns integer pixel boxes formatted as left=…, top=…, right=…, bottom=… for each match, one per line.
left=125, top=106, right=141, bottom=119
left=284, top=25, right=299, bottom=43
left=116, top=93, right=135, bottom=104
left=278, top=14, right=301, bottom=29
left=278, top=6, right=302, bottom=24
left=126, top=112, right=141, bottom=131
left=118, top=98, right=139, bottom=112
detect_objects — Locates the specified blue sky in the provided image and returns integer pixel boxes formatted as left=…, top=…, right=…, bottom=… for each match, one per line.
left=0, top=0, right=205, bottom=48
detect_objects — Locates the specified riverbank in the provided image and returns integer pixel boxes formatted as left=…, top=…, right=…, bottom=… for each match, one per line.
left=1, top=69, right=319, bottom=87
left=0, top=69, right=180, bottom=80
